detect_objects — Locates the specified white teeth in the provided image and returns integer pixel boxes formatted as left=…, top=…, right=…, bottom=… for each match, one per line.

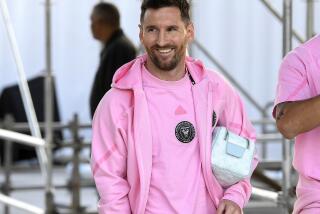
left=158, top=48, right=172, bottom=54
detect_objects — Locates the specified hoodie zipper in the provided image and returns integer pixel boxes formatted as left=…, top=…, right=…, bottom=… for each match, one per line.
left=204, top=82, right=223, bottom=208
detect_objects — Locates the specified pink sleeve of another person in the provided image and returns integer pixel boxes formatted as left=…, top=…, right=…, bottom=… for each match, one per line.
left=273, top=51, right=312, bottom=117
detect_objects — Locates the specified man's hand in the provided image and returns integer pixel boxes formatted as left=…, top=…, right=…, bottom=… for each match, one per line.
left=216, top=199, right=242, bottom=214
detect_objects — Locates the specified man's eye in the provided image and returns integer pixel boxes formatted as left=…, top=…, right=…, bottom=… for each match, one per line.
left=147, top=28, right=156, bottom=33
left=168, top=27, right=178, bottom=32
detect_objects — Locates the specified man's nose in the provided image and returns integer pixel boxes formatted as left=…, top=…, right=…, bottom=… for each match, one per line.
left=156, top=31, right=169, bottom=47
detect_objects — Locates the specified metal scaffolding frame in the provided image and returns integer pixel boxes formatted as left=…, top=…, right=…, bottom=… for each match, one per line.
left=0, top=129, right=45, bottom=214
left=0, top=0, right=52, bottom=212
left=0, top=0, right=317, bottom=213
left=1, top=115, right=94, bottom=214
left=0, top=193, right=44, bottom=214
left=0, top=0, right=48, bottom=179
left=43, top=0, right=55, bottom=212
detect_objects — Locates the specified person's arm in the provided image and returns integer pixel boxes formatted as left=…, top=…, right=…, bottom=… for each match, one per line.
left=275, top=95, right=320, bottom=139
left=273, top=50, right=317, bottom=139
left=90, top=94, right=131, bottom=214
left=217, top=85, right=258, bottom=213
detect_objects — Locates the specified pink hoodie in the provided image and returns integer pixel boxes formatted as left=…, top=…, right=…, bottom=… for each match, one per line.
left=91, top=54, right=258, bottom=214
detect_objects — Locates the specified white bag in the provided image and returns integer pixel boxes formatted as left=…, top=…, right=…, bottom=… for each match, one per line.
left=211, top=127, right=255, bottom=187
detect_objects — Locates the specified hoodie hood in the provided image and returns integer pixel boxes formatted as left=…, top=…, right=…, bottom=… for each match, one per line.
left=111, top=54, right=208, bottom=90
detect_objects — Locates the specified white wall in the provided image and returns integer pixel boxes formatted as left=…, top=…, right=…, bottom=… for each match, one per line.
left=192, top=0, right=319, bottom=119
left=0, top=0, right=319, bottom=125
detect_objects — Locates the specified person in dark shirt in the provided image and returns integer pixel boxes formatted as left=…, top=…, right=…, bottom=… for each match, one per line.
left=89, top=2, right=136, bottom=117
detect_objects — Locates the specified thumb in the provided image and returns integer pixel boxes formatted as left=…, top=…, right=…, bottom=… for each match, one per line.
left=216, top=201, right=226, bottom=214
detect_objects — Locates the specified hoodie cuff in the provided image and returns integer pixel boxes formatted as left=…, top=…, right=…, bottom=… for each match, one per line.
left=222, top=192, right=246, bottom=209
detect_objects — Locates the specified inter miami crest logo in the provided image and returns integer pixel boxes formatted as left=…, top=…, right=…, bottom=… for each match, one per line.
left=175, top=121, right=195, bottom=143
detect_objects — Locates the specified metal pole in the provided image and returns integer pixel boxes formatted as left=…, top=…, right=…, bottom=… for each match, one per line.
left=281, top=138, right=292, bottom=214
left=0, top=193, right=44, bottom=214
left=252, top=187, right=279, bottom=203
left=44, top=0, right=55, bottom=213
left=0, top=0, right=48, bottom=179
left=260, top=0, right=304, bottom=43
left=3, top=114, right=14, bottom=214
left=306, top=0, right=314, bottom=40
left=70, top=114, right=81, bottom=214
left=281, top=1, right=293, bottom=212
left=0, top=129, right=46, bottom=147
left=4, top=140, right=12, bottom=214
left=3, top=115, right=14, bottom=214
left=193, top=40, right=265, bottom=114
left=283, top=0, right=292, bottom=56
left=260, top=102, right=277, bottom=159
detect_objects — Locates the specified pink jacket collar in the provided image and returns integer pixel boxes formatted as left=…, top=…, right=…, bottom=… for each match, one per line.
left=111, top=54, right=208, bottom=90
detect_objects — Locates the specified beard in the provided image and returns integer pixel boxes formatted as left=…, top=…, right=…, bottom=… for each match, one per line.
left=146, top=42, right=187, bottom=71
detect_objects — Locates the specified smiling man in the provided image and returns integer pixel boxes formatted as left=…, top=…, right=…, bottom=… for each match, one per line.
left=91, top=1, right=257, bottom=213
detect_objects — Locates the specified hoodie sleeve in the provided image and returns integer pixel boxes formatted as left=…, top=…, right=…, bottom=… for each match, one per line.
left=91, top=95, right=131, bottom=214
left=219, top=84, right=259, bottom=209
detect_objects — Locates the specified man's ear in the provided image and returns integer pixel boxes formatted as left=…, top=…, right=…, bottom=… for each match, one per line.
left=139, top=24, right=143, bottom=42
left=186, top=22, right=195, bottom=42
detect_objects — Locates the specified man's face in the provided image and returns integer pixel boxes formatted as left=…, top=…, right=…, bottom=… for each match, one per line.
left=90, top=13, right=101, bottom=40
left=139, top=7, right=194, bottom=71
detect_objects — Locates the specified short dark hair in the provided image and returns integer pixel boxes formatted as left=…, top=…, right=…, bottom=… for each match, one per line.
left=140, top=0, right=190, bottom=24
left=92, top=2, right=120, bottom=28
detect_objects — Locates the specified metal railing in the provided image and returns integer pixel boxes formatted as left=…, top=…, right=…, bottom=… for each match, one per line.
left=0, top=194, right=44, bottom=214
left=0, top=0, right=48, bottom=181
left=0, top=115, right=95, bottom=214
left=0, top=128, right=45, bottom=214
